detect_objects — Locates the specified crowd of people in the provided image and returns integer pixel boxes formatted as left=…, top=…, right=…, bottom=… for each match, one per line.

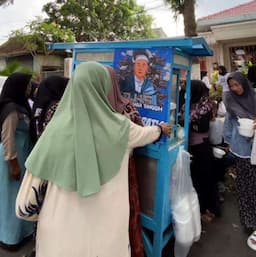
left=0, top=60, right=256, bottom=256
left=184, top=64, right=256, bottom=251
left=0, top=62, right=171, bottom=257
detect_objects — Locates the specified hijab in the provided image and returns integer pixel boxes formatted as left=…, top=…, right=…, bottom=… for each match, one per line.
left=106, top=66, right=142, bottom=125
left=31, top=76, right=69, bottom=140
left=190, top=80, right=212, bottom=123
left=0, top=73, right=32, bottom=134
left=107, top=66, right=143, bottom=126
left=106, top=66, right=129, bottom=113
left=226, top=72, right=256, bottom=119
left=190, top=79, right=209, bottom=104
left=25, top=62, right=130, bottom=197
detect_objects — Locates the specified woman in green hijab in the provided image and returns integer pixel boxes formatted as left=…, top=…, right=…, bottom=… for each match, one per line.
left=16, top=62, right=171, bottom=257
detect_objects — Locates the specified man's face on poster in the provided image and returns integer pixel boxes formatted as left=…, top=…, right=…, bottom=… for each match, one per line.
left=134, top=59, right=149, bottom=81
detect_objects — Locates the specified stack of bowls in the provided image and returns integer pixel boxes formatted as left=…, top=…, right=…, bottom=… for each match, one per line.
left=238, top=118, right=254, bottom=137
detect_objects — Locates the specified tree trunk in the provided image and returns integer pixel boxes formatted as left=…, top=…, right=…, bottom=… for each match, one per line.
left=183, top=0, right=197, bottom=37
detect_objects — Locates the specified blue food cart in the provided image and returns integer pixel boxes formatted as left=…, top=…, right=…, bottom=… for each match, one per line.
left=49, top=37, right=213, bottom=257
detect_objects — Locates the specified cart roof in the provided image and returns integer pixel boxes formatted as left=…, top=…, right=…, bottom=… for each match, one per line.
left=48, top=37, right=213, bottom=57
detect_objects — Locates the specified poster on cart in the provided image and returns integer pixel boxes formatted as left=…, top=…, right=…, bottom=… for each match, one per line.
left=113, top=48, right=172, bottom=127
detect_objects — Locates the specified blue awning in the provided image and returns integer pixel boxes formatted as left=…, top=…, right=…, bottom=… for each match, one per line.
left=48, top=37, right=213, bottom=57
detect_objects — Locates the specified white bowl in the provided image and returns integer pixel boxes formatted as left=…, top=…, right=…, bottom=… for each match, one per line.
left=238, top=118, right=254, bottom=129
left=213, top=147, right=226, bottom=159
left=238, top=126, right=254, bottom=137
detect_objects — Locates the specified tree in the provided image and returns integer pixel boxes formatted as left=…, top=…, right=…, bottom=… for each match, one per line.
left=43, top=0, right=155, bottom=41
left=9, top=18, right=75, bottom=57
left=164, top=0, right=197, bottom=37
left=6, top=19, right=75, bottom=72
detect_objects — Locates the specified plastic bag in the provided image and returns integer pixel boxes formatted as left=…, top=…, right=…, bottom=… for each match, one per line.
left=209, top=118, right=224, bottom=145
left=217, top=101, right=226, bottom=117
left=171, top=147, right=201, bottom=257
left=251, top=132, right=256, bottom=165
left=171, top=148, right=194, bottom=205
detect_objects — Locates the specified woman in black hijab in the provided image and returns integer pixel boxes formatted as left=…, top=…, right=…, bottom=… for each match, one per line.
left=22, top=75, right=69, bottom=257
left=188, top=80, right=220, bottom=223
left=0, top=72, right=34, bottom=250
left=31, top=75, right=69, bottom=141
left=0, top=73, right=32, bottom=132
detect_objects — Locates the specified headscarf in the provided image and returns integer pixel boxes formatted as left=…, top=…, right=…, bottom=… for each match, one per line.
left=0, top=73, right=32, bottom=135
left=190, top=79, right=209, bottom=104
left=25, top=62, right=130, bottom=197
left=31, top=76, right=69, bottom=140
left=190, top=80, right=212, bottom=123
left=106, top=66, right=142, bottom=125
left=28, top=81, right=39, bottom=101
left=106, top=66, right=130, bottom=113
left=226, top=72, right=256, bottom=119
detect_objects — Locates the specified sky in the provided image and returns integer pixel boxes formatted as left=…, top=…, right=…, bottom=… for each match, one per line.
left=0, top=0, right=252, bottom=44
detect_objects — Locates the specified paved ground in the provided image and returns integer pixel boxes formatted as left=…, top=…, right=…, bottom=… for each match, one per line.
left=1, top=192, right=255, bottom=257
left=163, top=190, right=255, bottom=257
left=188, top=191, right=255, bottom=257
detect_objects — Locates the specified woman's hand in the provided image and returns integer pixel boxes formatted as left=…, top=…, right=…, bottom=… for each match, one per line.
left=8, top=158, right=21, bottom=181
left=159, top=123, right=172, bottom=138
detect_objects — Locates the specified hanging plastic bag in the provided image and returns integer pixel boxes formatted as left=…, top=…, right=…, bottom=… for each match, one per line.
left=251, top=131, right=256, bottom=165
left=217, top=101, right=226, bottom=117
left=171, top=147, right=201, bottom=257
left=209, top=118, right=224, bottom=145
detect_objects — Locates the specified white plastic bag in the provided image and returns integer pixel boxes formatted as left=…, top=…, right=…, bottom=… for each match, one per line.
left=217, top=101, right=226, bottom=117
left=171, top=148, right=201, bottom=257
left=209, top=118, right=224, bottom=145
left=251, top=132, right=256, bottom=165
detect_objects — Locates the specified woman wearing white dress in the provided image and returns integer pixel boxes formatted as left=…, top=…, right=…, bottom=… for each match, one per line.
left=16, top=62, right=171, bottom=257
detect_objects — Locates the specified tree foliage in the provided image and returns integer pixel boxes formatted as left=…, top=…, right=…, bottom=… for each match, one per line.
left=43, top=0, right=155, bottom=41
left=164, top=0, right=197, bottom=37
left=9, top=18, right=75, bottom=56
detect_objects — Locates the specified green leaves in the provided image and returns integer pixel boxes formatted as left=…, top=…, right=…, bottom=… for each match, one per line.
left=3, top=0, right=155, bottom=57
left=9, top=19, right=75, bottom=55
left=43, top=0, right=155, bottom=41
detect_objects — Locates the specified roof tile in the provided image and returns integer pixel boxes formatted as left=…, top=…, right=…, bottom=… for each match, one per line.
left=198, top=0, right=256, bottom=21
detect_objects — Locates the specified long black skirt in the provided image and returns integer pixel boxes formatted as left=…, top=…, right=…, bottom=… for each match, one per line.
left=235, top=157, right=256, bottom=230
left=189, top=139, right=220, bottom=216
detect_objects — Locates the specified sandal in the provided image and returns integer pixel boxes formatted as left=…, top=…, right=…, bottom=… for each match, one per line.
left=206, top=210, right=216, bottom=219
left=247, top=231, right=256, bottom=251
left=201, top=214, right=213, bottom=223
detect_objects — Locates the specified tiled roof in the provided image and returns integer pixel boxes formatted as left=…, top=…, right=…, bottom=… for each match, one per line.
left=0, top=37, right=65, bottom=58
left=198, top=0, right=256, bottom=21
left=0, top=37, right=30, bottom=58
